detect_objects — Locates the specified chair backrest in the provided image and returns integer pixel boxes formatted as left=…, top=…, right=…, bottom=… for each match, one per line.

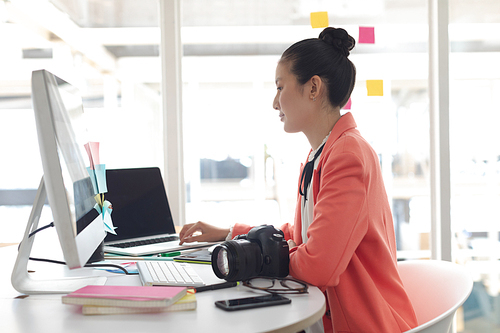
left=398, top=260, right=473, bottom=333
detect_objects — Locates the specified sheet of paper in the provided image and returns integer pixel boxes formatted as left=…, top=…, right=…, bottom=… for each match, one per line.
left=93, top=203, right=102, bottom=215
left=86, top=165, right=107, bottom=195
left=94, top=194, right=103, bottom=208
left=94, top=164, right=108, bottom=194
left=103, top=203, right=117, bottom=235
left=84, top=141, right=115, bottom=235
left=84, top=142, right=100, bottom=170
left=102, top=200, right=112, bottom=217
left=87, top=167, right=98, bottom=195
left=310, top=11, right=329, bottom=29
left=366, top=80, right=384, bottom=96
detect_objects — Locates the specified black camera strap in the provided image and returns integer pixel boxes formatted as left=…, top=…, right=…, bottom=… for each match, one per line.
left=299, top=142, right=325, bottom=203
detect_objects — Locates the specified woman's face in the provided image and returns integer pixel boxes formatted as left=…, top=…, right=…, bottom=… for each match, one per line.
left=273, top=61, right=312, bottom=134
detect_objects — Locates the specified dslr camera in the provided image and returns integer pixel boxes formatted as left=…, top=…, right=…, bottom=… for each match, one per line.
left=211, top=225, right=290, bottom=282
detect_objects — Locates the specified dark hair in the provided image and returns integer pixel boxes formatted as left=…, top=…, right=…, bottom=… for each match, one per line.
left=280, top=27, right=356, bottom=108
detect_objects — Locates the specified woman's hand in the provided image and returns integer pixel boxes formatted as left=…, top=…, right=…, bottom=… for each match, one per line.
left=178, top=221, right=230, bottom=245
left=287, top=239, right=297, bottom=248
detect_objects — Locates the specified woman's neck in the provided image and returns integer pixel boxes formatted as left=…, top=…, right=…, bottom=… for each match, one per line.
left=304, top=109, right=341, bottom=150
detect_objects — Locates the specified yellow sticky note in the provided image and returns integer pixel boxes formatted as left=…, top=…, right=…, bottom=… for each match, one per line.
left=310, top=12, right=329, bottom=29
left=366, top=80, right=384, bottom=96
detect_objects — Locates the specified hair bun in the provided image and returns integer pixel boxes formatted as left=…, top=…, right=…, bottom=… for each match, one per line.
left=319, top=27, right=355, bottom=57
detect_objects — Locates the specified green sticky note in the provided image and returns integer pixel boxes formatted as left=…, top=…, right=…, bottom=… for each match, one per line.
left=366, top=80, right=384, bottom=96
left=310, top=12, right=329, bottom=29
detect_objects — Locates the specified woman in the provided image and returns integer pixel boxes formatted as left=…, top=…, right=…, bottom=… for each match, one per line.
left=180, top=27, right=418, bottom=333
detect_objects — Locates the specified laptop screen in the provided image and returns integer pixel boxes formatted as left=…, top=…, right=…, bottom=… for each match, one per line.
left=103, top=167, right=176, bottom=242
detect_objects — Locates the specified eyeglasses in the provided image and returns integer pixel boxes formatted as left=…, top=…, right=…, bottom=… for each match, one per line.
left=243, top=277, right=309, bottom=295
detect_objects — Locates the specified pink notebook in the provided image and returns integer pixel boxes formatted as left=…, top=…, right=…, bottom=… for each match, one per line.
left=62, top=285, right=187, bottom=308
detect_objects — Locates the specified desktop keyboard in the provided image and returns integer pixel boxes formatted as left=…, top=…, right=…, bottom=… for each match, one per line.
left=112, top=235, right=179, bottom=248
left=137, top=261, right=205, bottom=287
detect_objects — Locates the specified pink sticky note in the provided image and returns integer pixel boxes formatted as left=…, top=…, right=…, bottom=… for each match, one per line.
left=342, top=98, right=352, bottom=110
left=359, top=26, right=375, bottom=44
left=84, top=142, right=100, bottom=170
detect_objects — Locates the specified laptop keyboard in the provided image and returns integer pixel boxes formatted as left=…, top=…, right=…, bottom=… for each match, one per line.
left=139, top=261, right=205, bottom=287
left=111, top=235, right=179, bottom=248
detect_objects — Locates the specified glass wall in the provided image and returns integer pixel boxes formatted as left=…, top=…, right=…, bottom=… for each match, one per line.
left=180, top=2, right=434, bottom=250
left=0, top=0, right=163, bottom=243
left=449, top=2, right=500, bottom=330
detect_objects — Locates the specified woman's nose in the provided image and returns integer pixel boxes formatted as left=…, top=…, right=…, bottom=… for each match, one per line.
left=273, top=95, right=279, bottom=110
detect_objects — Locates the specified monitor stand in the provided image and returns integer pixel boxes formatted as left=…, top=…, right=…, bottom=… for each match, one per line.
left=11, top=178, right=107, bottom=294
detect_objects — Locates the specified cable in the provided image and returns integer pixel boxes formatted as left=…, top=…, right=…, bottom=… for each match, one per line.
left=28, top=257, right=65, bottom=265
left=27, top=256, right=137, bottom=275
left=84, top=263, right=136, bottom=275
left=20, top=221, right=137, bottom=275
left=17, top=221, right=56, bottom=251
left=28, top=222, right=55, bottom=238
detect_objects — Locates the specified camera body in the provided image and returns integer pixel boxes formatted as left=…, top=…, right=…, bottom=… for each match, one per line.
left=211, top=225, right=290, bottom=282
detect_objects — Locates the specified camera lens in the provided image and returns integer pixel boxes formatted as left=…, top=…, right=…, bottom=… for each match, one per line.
left=211, top=240, right=262, bottom=282
left=215, top=247, right=230, bottom=277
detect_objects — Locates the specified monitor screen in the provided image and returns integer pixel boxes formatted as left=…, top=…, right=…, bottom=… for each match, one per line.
left=104, top=167, right=176, bottom=242
left=51, top=76, right=99, bottom=235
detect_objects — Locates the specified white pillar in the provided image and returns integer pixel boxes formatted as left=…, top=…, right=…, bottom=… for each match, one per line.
left=429, top=0, right=452, bottom=261
left=158, top=0, right=186, bottom=226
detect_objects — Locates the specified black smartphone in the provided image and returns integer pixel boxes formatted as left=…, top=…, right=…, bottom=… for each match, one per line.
left=214, top=294, right=291, bottom=311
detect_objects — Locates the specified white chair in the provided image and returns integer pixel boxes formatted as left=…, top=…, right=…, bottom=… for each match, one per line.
left=399, top=260, right=473, bottom=333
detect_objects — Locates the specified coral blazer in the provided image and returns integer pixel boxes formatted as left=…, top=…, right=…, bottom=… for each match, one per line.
left=233, top=112, right=418, bottom=333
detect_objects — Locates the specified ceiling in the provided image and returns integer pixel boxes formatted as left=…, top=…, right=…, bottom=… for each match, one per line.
left=1, top=0, right=499, bottom=106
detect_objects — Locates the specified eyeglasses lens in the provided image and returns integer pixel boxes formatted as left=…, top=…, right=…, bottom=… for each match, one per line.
left=248, top=278, right=275, bottom=289
left=281, top=279, right=305, bottom=290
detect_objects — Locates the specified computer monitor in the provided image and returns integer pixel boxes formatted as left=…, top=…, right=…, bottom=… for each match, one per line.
left=11, top=70, right=107, bottom=294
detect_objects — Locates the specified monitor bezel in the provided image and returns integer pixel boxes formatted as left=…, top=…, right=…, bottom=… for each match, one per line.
left=11, top=69, right=107, bottom=294
left=34, top=69, right=106, bottom=269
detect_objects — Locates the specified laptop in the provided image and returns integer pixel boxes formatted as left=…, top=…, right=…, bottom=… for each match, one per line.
left=103, top=167, right=216, bottom=256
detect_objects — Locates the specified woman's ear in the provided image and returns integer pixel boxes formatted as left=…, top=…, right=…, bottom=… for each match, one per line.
left=309, top=75, right=322, bottom=101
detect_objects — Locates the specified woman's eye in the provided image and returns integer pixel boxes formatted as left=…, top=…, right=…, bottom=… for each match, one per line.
left=277, top=87, right=283, bottom=91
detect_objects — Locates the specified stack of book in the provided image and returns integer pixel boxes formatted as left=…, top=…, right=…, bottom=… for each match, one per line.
left=62, top=285, right=196, bottom=315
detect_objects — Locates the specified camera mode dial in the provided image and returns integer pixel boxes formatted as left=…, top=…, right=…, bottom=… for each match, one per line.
left=272, top=233, right=283, bottom=241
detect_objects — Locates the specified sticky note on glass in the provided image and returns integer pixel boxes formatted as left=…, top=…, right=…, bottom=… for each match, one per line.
left=310, top=12, right=329, bottom=29
left=366, top=80, right=383, bottom=96
left=359, top=26, right=375, bottom=44
left=343, top=98, right=352, bottom=110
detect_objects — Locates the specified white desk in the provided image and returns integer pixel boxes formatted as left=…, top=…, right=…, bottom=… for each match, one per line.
left=0, top=245, right=326, bottom=333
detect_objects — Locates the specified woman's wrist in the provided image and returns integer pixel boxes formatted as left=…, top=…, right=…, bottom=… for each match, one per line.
left=224, top=225, right=234, bottom=241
